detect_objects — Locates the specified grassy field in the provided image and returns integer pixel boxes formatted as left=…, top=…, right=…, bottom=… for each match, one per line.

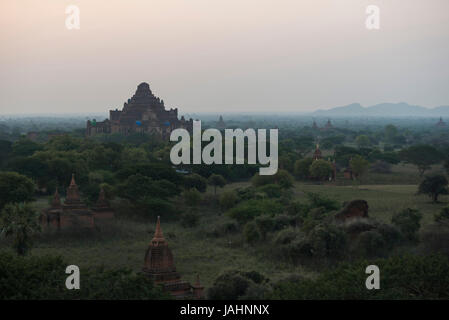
left=293, top=184, right=448, bottom=226
left=338, top=163, right=446, bottom=185
left=223, top=180, right=448, bottom=225
left=1, top=172, right=448, bottom=289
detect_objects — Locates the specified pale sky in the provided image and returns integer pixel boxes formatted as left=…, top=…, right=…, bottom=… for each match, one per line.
left=0, top=0, right=448, bottom=114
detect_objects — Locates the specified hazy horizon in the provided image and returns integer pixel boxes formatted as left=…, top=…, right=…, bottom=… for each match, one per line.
left=1, top=101, right=449, bottom=118
left=1, top=0, right=448, bottom=114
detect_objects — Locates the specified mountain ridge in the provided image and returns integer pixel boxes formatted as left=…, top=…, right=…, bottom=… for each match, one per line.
left=309, top=102, right=449, bottom=117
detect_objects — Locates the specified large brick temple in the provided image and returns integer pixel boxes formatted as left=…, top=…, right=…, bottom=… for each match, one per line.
left=143, top=216, right=204, bottom=299
left=86, top=82, right=193, bottom=138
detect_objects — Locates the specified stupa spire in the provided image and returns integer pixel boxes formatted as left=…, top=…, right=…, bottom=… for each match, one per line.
left=152, top=216, right=165, bottom=244
left=313, top=142, right=322, bottom=160
left=70, top=173, right=76, bottom=186
left=91, top=187, right=110, bottom=210
left=51, top=188, right=61, bottom=208
left=64, top=173, right=82, bottom=205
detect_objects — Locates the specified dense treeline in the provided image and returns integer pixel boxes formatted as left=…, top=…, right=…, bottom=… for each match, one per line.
left=0, top=252, right=170, bottom=299
left=207, top=254, right=449, bottom=299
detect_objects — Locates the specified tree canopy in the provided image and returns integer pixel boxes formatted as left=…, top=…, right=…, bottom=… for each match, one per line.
left=0, top=172, right=36, bottom=211
left=418, top=175, right=449, bottom=203
left=399, top=145, right=443, bottom=176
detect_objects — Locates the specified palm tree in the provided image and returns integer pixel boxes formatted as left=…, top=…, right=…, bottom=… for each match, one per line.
left=0, top=203, right=41, bottom=255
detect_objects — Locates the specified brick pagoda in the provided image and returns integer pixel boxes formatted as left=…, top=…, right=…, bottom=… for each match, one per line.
left=41, top=174, right=113, bottom=230
left=143, top=216, right=204, bottom=299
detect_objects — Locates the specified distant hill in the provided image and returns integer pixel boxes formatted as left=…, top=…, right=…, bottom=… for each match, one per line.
left=310, top=102, right=449, bottom=118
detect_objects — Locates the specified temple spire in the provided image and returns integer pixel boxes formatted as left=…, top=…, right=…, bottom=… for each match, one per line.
left=51, top=187, right=61, bottom=208
left=64, top=173, right=82, bottom=205
left=313, top=142, right=322, bottom=160
left=92, top=187, right=110, bottom=210
left=152, top=216, right=165, bottom=244
left=70, top=173, right=76, bottom=186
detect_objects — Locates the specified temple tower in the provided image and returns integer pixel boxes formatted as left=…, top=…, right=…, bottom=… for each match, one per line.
left=324, top=119, right=333, bottom=130
left=61, top=174, right=93, bottom=228
left=143, top=217, right=204, bottom=299
left=51, top=188, right=62, bottom=208
left=436, top=117, right=447, bottom=127
left=313, top=144, right=322, bottom=160
left=217, top=115, right=226, bottom=130
left=63, top=174, right=86, bottom=209
left=86, top=82, right=192, bottom=137
left=41, top=188, right=63, bottom=228
left=92, top=188, right=115, bottom=220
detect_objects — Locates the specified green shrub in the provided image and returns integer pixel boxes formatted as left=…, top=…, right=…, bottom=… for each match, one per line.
left=370, top=160, right=392, bottom=174
left=286, top=201, right=309, bottom=217
left=276, top=222, right=347, bottom=262
left=235, top=187, right=255, bottom=200
left=243, top=221, right=261, bottom=244
left=383, top=144, right=394, bottom=152
left=434, top=206, right=449, bottom=224
left=181, top=210, right=199, bottom=228
left=219, top=190, right=238, bottom=210
left=306, top=192, right=340, bottom=212
left=119, top=174, right=179, bottom=201
left=183, top=174, right=207, bottom=192
left=246, top=214, right=296, bottom=241
left=251, top=169, right=294, bottom=189
left=239, top=283, right=270, bottom=300
left=268, top=254, right=449, bottom=299
left=257, top=184, right=282, bottom=198
left=207, top=220, right=239, bottom=237
left=376, top=223, right=402, bottom=248
left=392, top=208, right=422, bottom=242
left=309, top=160, right=333, bottom=181
left=307, top=223, right=347, bottom=259
left=182, top=188, right=202, bottom=207
left=272, top=214, right=296, bottom=230
left=342, top=218, right=376, bottom=235
left=421, top=224, right=449, bottom=257
left=353, top=230, right=387, bottom=257
left=301, top=207, right=329, bottom=232
left=207, top=270, right=267, bottom=300
left=0, top=203, right=41, bottom=256
left=342, top=219, right=401, bottom=257
left=281, top=234, right=312, bottom=261
left=273, top=227, right=299, bottom=245
left=227, top=199, right=283, bottom=224
left=253, top=215, right=275, bottom=239
left=275, top=170, right=294, bottom=189
left=202, top=193, right=219, bottom=207
left=294, top=158, right=313, bottom=180
left=137, top=196, right=176, bottom=220
left=0, top=172, right=36, bottom=211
